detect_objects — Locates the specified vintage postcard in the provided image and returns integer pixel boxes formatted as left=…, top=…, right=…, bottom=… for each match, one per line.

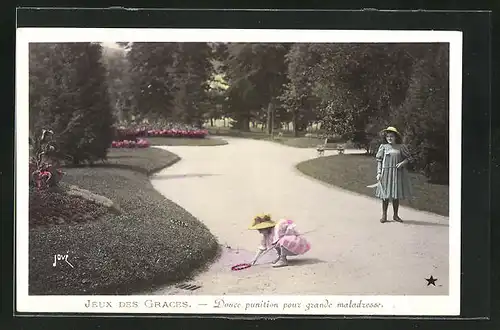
left=16, top=28, right=462, bottom=316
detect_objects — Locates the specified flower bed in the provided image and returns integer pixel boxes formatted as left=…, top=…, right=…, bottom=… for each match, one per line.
left=111, top=124, right=210, bottom=148
left=115, top=126, right=209, bottom=140
left=111, top=138, right=150, bottom=149
left=145, top=128, right=208, bottom=138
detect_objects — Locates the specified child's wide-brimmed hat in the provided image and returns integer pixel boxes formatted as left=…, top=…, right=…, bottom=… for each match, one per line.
left=381, top=126, right=402, bottom=137
left=248, top=214, right=276, bottom=230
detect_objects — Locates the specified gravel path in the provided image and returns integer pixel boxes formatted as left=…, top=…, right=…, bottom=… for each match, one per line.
left=149, top=137, right=449, bottom=295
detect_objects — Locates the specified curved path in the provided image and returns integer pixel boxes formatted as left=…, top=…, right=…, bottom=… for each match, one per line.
left=149, top=137, right=449, bottom=295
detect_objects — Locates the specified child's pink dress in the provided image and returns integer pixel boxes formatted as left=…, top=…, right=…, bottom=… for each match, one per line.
left=259, top=219, right=311, bottom=255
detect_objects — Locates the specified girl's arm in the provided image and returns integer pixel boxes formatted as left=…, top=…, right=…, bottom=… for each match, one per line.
left=375, top=144, right=385, bottom=177
left=399, top=144, right=415, bottom=166
left=250, top=249, right=265, bottom=265
left=250, top=237, right=269, bottom=265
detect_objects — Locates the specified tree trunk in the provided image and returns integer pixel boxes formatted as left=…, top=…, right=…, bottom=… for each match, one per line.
left=292, top=111, right=299, bottom=137
left=241, top=117, right=250, bottom=131
left=266, top=103, right=273, bottom=135
left=271, top=106, right=275, bottom=136
left=196, top=119, right=204, bottom=129
left=210, top=118, right=214, bottom=127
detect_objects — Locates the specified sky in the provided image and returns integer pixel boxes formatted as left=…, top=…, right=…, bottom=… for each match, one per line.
left=101, top=41, right=121, bottom=49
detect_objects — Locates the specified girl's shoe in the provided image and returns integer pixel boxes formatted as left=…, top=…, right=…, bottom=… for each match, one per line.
left=393, top=215, right=403, bottom=223
left=272, top=257, right=288, bottom=268
left=272, top=257, right=280, bottom=264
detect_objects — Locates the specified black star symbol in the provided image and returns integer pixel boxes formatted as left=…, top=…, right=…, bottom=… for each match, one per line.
left=425, top=275, right=437, bottom=286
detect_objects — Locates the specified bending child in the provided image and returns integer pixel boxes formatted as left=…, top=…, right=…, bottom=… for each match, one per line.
left=248, top=214, right=311, bottom=268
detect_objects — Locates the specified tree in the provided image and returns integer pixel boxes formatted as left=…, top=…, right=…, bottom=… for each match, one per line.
left=223, top=43, right=289, bottom=132
left=126, top=42, right=179, bottom=121
left=29, top=42, right=114, bottom=165
left=126, top=42, right=213, bottom=126
left=309, top=43, right=414, bottom=139
left=279, top=43, right=321, bottom=136
left=206, top=73, right=229, bottom=126
left=171, top=43, right=213, bottom=127
left=101, top=46, right=134, bottom=123
left=391, top=44, right=449, bottom=183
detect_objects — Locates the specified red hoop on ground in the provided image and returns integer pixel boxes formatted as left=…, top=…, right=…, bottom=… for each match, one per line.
left=231, top=263, right=251, bottom=271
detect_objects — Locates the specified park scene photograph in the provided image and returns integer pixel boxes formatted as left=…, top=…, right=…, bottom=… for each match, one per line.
left=20, top=30, right=457, bottom=308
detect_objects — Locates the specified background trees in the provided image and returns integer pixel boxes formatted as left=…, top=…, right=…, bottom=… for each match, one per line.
left=275, top=43, right=449, bottom=182
left=221, top=43, right=289, bottom=132
left=29, top=41, right=450, bottom=182
left=390, top=44, right=449, bottom=183
left=124, top=42, right=213, bottom=127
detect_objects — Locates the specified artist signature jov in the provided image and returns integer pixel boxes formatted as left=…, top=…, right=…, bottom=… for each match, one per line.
left=52, top=253, right=74, bottom=268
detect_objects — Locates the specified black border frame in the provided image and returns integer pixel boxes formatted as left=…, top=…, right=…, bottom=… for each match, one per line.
left=3, top=6, right=494, bottom=330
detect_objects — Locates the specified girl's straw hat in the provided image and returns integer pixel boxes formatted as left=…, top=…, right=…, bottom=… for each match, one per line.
left=248, top=214, right=276, bottom=230
left=381, top=126, right=402, bottom=137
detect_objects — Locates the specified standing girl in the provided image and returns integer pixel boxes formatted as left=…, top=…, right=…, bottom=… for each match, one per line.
left=375, top=126, right=414, bottom=223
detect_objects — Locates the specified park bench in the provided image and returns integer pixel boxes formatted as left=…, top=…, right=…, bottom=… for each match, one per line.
left=316, top=138, right=345, bottom=156
left=271, top=131, right=284, bottom=140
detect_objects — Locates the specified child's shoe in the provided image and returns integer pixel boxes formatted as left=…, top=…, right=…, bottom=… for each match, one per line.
left=272, top=256, right=288, bottom=268
left=393, top=215, right=403, bottom=223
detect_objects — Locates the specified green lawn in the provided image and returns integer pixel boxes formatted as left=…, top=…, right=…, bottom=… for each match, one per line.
left=296, top=154, right=449, bottom=216
left=29, top=148, right=220, bottom=295
left=206, top=126, right=273, bottom=140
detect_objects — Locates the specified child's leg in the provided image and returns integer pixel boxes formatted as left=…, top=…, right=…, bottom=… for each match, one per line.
left=272, top=246, right=281, bottom=264
left=380, top=199, right=389, bottom=223
left=392, top=199, right=403, bottom=222
left=273, top=246, right=293, bottom=268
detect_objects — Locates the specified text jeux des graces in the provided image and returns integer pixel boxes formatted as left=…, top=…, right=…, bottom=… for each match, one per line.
left=84, top=298, right=383, bottom=311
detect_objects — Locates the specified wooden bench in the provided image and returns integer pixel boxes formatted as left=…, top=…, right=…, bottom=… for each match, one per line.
left=316, top=138, right=345, bottom=156
left=271, top=131, right=284, bottom=140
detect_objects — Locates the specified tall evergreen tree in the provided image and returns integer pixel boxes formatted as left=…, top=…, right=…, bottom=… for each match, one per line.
left=29, top=42, right=114, bottom=165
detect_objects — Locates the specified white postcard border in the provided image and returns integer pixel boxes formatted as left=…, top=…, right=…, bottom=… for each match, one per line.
left=15, top=28, right=462, bottom=316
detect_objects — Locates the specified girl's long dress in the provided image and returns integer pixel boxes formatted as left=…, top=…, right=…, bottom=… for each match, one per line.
left=375, top=144, right=413, bottom=200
